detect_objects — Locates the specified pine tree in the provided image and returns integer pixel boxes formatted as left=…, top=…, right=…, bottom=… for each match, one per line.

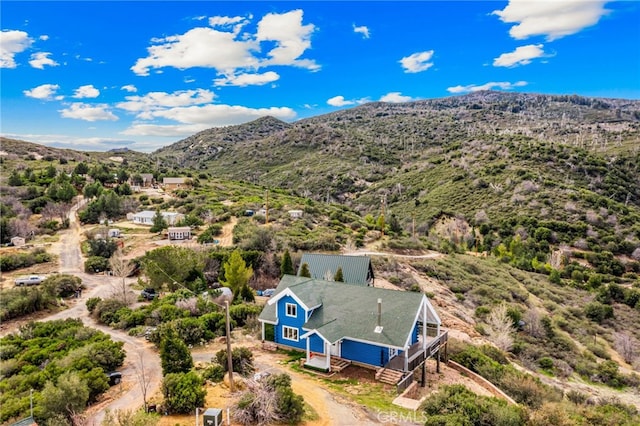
left=280, top=249, right=294, bottom=277
left=220, top=249, right=253, bottom=302
left=150, top=209, right=168, bottom=233
left=299, top=263, right=311, bottom=278
left=334, top=266, right=344, bottom=282
left=159, top=329, right=193, bottom=375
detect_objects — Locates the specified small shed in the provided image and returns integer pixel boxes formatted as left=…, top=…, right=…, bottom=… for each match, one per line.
left=167, top=226, right=191, bottom=240
left=108, top=229, right=121, bottom=238
left=288, top=209, right=303, bottom=218
left=11, top=236, right=26, bottom=247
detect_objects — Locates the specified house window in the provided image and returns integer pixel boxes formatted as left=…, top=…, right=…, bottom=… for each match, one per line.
left=283, top=326, right=298, bottom=341
left=286, top=303, right=297, bottom=318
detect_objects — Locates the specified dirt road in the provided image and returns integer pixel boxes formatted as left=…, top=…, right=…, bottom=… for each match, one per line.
left=33, top=197, right=163, bottom=425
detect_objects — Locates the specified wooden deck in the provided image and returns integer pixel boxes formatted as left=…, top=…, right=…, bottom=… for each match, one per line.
left=385, top=330, right=448, bottom=372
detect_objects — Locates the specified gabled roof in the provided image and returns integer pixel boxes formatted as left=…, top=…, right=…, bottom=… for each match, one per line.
left=163, top=177, right=186, bottom=184
left=133, top=210, right=181, bottom=219
left=259, top=275, right=440, bottom=349
left=298, top=253, right=373, bottom=285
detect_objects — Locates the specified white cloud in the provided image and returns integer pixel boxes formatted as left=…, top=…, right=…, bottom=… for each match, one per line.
left=121, top=84, right=137, bottom=93
left=399, top=50, right=434, bottom=73
left=0, top=30, right=34, bottom=68
left=132, top=9, right=318, bottom=79
left=492, top=0, right=610, bottom=41
left=122, top=104, right=296, bottom=137
left=327, top=96, right=354, bottom=107
left=60, top=103, right=118, bottom=121
left=208, top=15, right=250, bottom=35
left=117, top=89, right=215, bottom=119
left=353, top=24, right=370, bottom=39
left=72, top=84, right=100, bottom=99
left=23, top=83, right=63, bottom=100
left=256, top=9, right=318, bottom=70
left=447, top=81, right=528, bottom=94
left=379, top=92, right=414, bottom=103
left=493, top=44, right=546, bottom=67
left=214, top=71, right=280, bottom=87
left=29, top=52, right=59, bottom=69
left=327, top=95, right=369, bottom=107
left=131, top=26, right=258, bottom=76
left=39, top=35, right=49, bottom=41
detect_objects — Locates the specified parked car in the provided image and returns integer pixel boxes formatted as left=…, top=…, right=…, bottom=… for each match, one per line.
left=141, top=288, right=158, bottom=300
left=14, top=275, right=44, bottom=286
left=106, top=371, right=122, bottom=386
left=262, top=288, right=275, bottom=297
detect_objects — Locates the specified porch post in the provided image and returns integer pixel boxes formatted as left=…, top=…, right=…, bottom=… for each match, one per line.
left=261, top=322, right=265, bottom=341
left=422, top=301, right=427, bottom=351
left=306, top=336, right=311, bottom=364
left=421, top=362, right=426, bottom=387
left=325, top=341, right=331, bottom=371
left=436, top=349, right=441, bottom=373
left=404, top=348, right=409, bottom=372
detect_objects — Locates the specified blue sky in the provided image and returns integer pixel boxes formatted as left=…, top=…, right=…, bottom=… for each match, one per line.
left=1, top=1, right=639, bottom=153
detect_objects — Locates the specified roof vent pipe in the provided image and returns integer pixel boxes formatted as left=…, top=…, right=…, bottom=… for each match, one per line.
left=377, top=298, right=382, bottom=327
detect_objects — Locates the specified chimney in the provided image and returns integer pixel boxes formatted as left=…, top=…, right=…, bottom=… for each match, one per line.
left=374, top=298, right=383, bottom=333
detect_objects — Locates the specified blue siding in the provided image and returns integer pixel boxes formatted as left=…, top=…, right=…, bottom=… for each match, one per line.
left=341, top=339, right=389, bottom=367
left=309, top=333, right=325, bottom=354
left=274, top=295, right=306, bottom=350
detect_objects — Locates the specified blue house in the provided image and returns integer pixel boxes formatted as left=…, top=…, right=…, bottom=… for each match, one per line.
left=259, top=275, right=446, bottom=378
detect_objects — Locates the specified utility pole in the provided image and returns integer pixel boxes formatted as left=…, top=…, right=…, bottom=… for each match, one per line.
left=225, top=300, right=234, bottom=392
left=265, top=190, right=269, bottom=225
left=380, top=194, right=386, bottom=237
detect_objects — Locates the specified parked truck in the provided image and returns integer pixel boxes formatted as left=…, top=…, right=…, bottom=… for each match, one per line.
left=14, top=275, right=44, bottom=286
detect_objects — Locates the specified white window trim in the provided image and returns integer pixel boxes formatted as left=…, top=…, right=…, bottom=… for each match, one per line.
left=283, top=326, right=299, bottom=342
left=285, top=303, right=297, bottom=318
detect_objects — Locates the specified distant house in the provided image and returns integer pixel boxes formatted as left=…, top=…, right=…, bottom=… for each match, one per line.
left=130, top=210, right=184, bottom=226
left=11, top=236, right=26, bottom=247
left=163, top=177, right=189, bottom=191
left=259, top=275, right=447, bottom=384
left=288, top=209, right=303, bottom=218
left=298, top=253, right=374, bottom=286
left=108, top=229, right=121, bottom=238
left=167, top=226, right=191, bottom=240
left=257, top=208, right=268, bottom=217
left=140, top=173, right=154, bottom=187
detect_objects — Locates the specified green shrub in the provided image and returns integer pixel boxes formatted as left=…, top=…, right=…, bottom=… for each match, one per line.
left=421, top=384, right=527, bottom=426
left=538, top=357, right=554, bottom=370
left=215, top=347, right=254, bottom=377
left=584, top=302, right=614, bottom=323
left=202, top=364, right=225, bottom=383
left=85, top=297, right=102, bottom=314
left=84, top=256, right=109, bottom=273
left=161, top=371, right=205, bottom=414
left=0, top=249, right=52, bottom=272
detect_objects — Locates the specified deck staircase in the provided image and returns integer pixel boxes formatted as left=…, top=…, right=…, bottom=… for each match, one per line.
left=375, top=367, right=404, bottom=385
left=330, top=356, right=351, bottom=372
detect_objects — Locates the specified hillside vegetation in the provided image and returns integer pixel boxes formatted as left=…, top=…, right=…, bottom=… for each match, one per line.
left=1, top=91, right=639, bottom=424
left=153, top=92, right=640, bottom=259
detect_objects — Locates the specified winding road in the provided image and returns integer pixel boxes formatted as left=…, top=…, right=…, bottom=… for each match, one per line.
left=42, top=197, right=163, bottom=425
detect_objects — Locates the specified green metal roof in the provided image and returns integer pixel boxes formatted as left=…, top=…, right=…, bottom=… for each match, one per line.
left=297, top=254, right=373, bottom=285
left=259, top=275, right=439, bottom=349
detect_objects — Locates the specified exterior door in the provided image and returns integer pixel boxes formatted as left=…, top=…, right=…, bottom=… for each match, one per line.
left=330, top=341, right=341, bottom=357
